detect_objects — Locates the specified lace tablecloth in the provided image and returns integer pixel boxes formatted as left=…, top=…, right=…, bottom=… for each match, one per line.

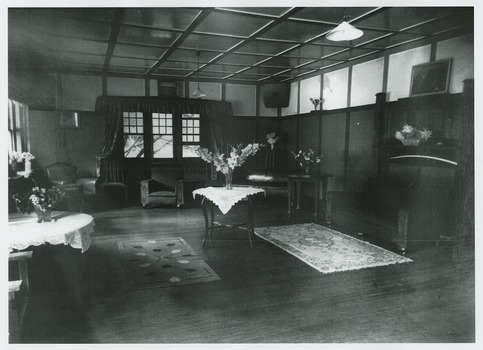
left=193, top=186, right=265, bottom=214
left=8, top=211, right=94, bottom=253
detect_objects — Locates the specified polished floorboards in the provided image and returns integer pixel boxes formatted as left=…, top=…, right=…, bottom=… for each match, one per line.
left=18, top=197, right=475, bottom=343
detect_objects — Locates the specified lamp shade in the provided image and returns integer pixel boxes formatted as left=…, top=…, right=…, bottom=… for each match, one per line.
left=191, top=87, right=206, bottom=99
left=326, top=21, right=363, bottom=41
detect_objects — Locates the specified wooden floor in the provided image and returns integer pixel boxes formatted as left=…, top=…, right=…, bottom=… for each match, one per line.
left=17, top=197, right=475, bottom=343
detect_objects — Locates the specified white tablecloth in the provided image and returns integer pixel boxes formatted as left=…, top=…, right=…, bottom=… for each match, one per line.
left=8, top=211, right=94, bottom=253
left=193, top=186, right=265, bottom=214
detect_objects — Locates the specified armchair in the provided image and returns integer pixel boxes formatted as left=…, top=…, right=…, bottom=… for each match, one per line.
left=46, top=162, right=99, bottom=211
left=141, top=167, right=184, bottom=208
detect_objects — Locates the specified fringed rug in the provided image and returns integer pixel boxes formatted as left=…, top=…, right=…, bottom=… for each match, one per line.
left=254, top=223, right=412, bottom=273
left=117, top=237, right=220, bottom=289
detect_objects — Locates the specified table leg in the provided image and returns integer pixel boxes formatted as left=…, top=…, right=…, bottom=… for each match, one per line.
left=209, top=201, right=214, bottom=240
left=201, top=197, right=210, bottom=247
left=287, top=179, right=293, bottom=217
left=247, top=198, right=254, bottom=248
left=296, top=180, right=301, bottom=210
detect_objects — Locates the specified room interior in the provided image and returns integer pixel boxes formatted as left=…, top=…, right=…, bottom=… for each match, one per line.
left=6, top=5, right=475, bottom=344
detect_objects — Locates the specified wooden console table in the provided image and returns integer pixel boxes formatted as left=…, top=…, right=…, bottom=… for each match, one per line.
left=287, top=173, right=333, bottom=219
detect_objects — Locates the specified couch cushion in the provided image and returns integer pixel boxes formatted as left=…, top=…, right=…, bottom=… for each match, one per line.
left=149, top=191, right=176, bottom=198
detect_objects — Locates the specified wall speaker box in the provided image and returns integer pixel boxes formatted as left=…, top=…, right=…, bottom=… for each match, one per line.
left=262, top=83, right=290, bottom=108
left=158, top=81, right=181, bottom=98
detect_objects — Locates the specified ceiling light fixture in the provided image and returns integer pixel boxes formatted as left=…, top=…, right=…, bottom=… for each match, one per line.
left=326, top=16, right=363, bottom=42
left=192, top=51, right=206, bottom=99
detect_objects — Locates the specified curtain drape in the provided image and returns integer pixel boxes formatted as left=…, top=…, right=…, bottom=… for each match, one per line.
left=94, top=96, right=232, bottom=181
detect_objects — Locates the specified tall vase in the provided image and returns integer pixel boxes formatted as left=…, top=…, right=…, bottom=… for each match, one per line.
left=224, top=169, right=233, bottom=190
left=304, top=165, right=311, bottom=175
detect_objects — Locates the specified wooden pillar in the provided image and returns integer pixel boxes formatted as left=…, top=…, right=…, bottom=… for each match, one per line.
left=375, top=92, right=388, bottom=180
left=457, top=79, right=474, bottom=238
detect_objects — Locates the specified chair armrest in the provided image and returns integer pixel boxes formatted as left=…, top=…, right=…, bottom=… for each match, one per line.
left=9, top=251, right=33, bottom=291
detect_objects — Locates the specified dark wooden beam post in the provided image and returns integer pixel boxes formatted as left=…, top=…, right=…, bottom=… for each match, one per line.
left=375, top=92, right=388, bottom=180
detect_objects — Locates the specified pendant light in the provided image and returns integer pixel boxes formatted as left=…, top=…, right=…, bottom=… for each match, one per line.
left=192, top=51, right=206, bottom=99
left=326, top=15, right=363, bottom=42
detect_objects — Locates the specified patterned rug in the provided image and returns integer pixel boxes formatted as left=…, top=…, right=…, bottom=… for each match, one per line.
left=254, top=223, right=412, bottom=273
left=117, top=237, right=220, bottom=289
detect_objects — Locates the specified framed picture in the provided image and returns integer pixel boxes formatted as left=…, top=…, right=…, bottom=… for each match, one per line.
left=409, top=59, right=452, bottom=96
left=60, top=111, right=79, bottom=129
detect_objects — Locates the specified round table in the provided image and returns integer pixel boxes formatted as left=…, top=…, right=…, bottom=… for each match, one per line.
left=8, top=211, right=94, bottom=253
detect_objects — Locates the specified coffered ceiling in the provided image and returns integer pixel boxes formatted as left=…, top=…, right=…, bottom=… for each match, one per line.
left=8, top=7, right=474, bottom=84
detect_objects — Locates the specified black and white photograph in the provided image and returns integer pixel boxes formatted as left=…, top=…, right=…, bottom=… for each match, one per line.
left=4, top=0, right=480, bottom=346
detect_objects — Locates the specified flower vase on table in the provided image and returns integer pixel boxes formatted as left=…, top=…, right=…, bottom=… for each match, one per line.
left=34, top=206, right=55, bottom=223
left=224, top=169, right=233, bottom=190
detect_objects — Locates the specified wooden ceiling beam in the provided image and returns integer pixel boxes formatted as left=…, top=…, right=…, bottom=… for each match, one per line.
left=103, top=9, right=124, bottom=74
left=146, top=9, right=214, bottom=76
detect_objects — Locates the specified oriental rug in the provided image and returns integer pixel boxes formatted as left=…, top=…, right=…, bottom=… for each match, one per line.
left=117, top=237, right=220, bottom=289
left=254, top=223, right=412, bottom=273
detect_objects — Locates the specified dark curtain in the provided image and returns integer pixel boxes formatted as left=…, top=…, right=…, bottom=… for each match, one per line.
left=94, top=96, right=232, bottom=181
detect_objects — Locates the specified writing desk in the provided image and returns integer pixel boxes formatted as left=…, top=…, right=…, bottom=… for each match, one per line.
left=287, top=173, right=333, bottom=219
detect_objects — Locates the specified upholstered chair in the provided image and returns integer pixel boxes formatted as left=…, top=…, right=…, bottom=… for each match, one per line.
left=141, top=167, right=184, bottom=208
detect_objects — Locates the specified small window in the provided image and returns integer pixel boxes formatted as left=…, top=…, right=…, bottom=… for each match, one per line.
left=123, top=112, right=144, bottom=158
left=152, top=113, right=173, bottom=158
left=181, top=113, right=200, bottom=158
left=8, top=99, right=29, bottom=154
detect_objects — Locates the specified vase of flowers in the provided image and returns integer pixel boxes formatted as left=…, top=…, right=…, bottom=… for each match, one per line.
left=196, top=143, right=260, bottom=190
left=266, top=132, right=280, bottom=150
left=394, top=124, right=432, bottom=146
left=310, top=98, right=324, bottom=111
left=9, top=151, right=35, bottom=173
left=292, top=149, right=322, bottom=175
left=12, top=187, right=63, bottom=223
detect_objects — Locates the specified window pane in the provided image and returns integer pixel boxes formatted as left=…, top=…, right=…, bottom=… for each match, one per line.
left=182, top=145, right=200, bottom=158
left=194, top=135, right=200, bottom=142
left=159, top=119, right=165, bottom=126
left=166, top=119, right=172, bottom=126
left=153, top=119, right=159, bottom=126
left=137, top=112, right=143, bottom=118
left=124, top=135, right=144, bottom=158
left=130, top=126, right=136, bottom=133
left=123, top=118, right=129, bottom=126
left=138, top=127, right=144, bottom=133
left=124, top=126, right=129, bottom=133
left=153, top=135, right=173, bottom=158
left=166, top=127, right=172, bottom=134
left=137, top=118, right=143, bottom=126
left=182, top=135, right=187, bottom=142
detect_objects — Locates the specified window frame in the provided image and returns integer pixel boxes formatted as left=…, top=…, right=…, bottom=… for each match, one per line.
left=122, top=111, right=204, bottom=163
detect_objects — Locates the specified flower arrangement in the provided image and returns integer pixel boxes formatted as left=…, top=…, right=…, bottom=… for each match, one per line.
left=266, top=132, right=280, bottom=150
left=9, top=151, right=35, bottom=172
left=310, top=98, right=324, bottom=111
left=292, top=148, right=322, bottom=174
left=12, top=187, right=63, bottom=221
left=395, top=124, right=432, bottom=146
left=196, top=143, right=260, bottom=175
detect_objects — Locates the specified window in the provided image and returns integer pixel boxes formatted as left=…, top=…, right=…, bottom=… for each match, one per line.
left=122, top=111, right=202, bottom=161
left=123, top=112, right=144, bottom=158
left=181, top=113, right=200, bottom=158
left=8, top=99, right=29, bottom=154
left=152, top=113, right=173, bottom=158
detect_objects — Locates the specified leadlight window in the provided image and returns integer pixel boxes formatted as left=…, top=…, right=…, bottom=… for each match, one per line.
left=152, top=113, right=173, bottom=158
left=123, top=112, right=144, bottom=158
left=8, top=99, right=29, bottom=154
left=181, top=113, right=200, bottom=158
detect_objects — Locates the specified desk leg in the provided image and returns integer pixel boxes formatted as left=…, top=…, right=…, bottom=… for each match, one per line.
left=287, top=180, right=293, bottom=217
left=321, top=177, right=329, bottom=221
left=314, top=180, right=321, bottom=219
left=296, top=180, right=301, bottom=210
left=247, top=198, right=254, bottom=248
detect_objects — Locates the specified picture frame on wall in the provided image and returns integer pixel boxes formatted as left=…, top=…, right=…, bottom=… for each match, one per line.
left=409, top=59, right=452, bottom=96
left=60, top=111, right=80, bottom=129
